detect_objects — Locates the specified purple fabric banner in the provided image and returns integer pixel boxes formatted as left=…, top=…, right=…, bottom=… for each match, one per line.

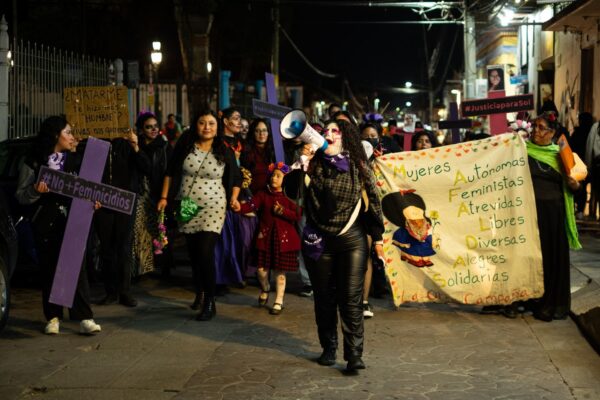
left=49, top=137, right=109, bottom=308
left=265, top=73, right=285, bottom=163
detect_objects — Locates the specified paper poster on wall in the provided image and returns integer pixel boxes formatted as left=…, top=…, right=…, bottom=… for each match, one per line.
left=373, top=133, right=544, bottom=307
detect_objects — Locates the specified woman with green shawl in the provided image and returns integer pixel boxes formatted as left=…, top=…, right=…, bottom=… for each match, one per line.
left=526, top=112, right=581, bottom=322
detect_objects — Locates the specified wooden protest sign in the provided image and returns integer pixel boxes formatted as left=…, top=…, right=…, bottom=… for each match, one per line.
left=64, top=86, right=130, bottom=139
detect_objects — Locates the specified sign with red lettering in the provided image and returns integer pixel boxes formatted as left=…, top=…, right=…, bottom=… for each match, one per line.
left=461, top=94, right=534, bottom=117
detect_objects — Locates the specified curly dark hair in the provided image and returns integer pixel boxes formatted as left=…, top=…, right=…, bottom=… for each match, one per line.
left=244, top=118, right=275, bottom=165
left=177, top=110, right=227, bottom=162
left=325, top=119, right=371, bottom=185
left=30, top=115, right=69, bottom=169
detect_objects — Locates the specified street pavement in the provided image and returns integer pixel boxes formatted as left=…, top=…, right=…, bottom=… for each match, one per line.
left=1, top=234, right=600, bottom=400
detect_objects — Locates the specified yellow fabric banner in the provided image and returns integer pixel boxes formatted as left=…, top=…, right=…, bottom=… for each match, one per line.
left=373, top=133, right=544, bottom=307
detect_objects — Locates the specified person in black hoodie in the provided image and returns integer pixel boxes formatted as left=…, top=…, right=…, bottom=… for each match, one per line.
left=15, top=116, right=101, bottom=335
left=94, top=124, right=150, bottom=307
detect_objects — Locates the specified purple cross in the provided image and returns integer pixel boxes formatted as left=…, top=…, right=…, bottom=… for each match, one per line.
left=265, top=73, right=285, bottom=163
left=49, top=137, right=109, bottom=308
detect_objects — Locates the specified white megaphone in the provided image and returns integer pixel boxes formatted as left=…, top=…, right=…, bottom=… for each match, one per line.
left=280, top=110, right=329, bottom=152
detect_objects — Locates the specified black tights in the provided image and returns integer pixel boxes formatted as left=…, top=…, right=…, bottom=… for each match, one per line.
left=185, top=231, right=219, bottom=298
left=305, top=222, right=368, bottom=360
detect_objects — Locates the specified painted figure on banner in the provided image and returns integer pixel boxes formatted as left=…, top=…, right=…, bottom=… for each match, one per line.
left=382, top=190, right=439, bottom=268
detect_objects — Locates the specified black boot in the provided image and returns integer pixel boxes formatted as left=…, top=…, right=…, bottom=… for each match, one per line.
left=196, top=297, right=216, bottom=321
left=317, top=347, right=337, bottom=366
left=346, top=356, right=366, bottom=371
left=190, top=293, right=203, bottom=310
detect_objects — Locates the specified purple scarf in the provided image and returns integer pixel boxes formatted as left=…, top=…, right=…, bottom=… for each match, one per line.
left=48, top=152, right=67, bottom=171
left=322, top=153, right=350, bottom=172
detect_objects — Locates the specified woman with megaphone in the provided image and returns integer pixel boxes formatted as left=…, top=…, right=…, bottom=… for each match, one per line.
left=294, top=116, right=385, bottom=372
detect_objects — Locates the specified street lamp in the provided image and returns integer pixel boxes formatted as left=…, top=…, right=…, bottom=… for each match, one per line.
left=451, top=89, right=461, bottom=107
left=405, top=81, right=413, bottom=88
left=151, top=41, right=162, bottom=66
left=149, top=41, right=162, bottom=116
left=498, top=8, right=514, bottom=27
left=206, top=61, right=212, bottom=74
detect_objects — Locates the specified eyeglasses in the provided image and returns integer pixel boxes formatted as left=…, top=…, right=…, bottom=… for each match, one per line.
left=144, top=124, right=159, bottom=130
left=323, top=128, right=340, bottom=135
left=533, top=123, right=550, bottom=132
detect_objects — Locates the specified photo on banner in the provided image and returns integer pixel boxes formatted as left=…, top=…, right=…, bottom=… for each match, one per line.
left=373, top=133, right=544, bottom=307
left=487, top=65, right=505, bottom=92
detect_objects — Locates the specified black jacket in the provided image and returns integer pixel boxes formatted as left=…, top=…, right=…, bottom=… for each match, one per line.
left=139, top=136, right=172, bottom=201
left=100, top=138, right=151, bottom=194
left=166, top=131, right=242, bottom=202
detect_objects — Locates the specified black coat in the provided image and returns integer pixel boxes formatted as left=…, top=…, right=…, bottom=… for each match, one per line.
left=139, top=136, right=172, bottom=201
left=166, top=131, right=242, bottom=202
left=100, top=138, right=151, bottom=194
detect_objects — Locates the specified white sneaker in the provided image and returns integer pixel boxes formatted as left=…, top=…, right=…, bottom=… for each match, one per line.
left=363, top=302, right=374, bottom=319
left=45, top=317, right=60, bottom=335
left=80, top=319, right=101, bottom=335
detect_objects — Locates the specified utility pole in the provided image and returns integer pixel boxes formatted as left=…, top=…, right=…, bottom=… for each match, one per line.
left=272, top=0, right=280, bottom=85
left=463, top=8, right=477, bottom=100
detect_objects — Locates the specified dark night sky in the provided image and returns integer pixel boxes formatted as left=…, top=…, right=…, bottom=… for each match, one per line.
left=231, top=1, right=464, bottom=110
left=1, top=0, right=464, bottom=111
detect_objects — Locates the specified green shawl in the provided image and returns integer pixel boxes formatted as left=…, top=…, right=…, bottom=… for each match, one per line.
left=526, top=141, right=581, bottom=250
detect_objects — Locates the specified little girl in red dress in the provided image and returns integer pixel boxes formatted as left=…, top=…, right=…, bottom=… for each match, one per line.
left=233, top=162, right=301, bottom=315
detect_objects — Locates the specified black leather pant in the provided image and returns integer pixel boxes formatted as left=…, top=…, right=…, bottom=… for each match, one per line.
left=305, top=221, right=368, bottom=360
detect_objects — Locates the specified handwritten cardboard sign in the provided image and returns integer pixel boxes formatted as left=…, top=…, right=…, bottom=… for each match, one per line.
left=37, top=166, right=136, bottom=215
left=64, top=86, right=130, bottom=138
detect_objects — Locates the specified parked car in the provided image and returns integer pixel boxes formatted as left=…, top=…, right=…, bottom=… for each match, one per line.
left=0, top=190, right=18, bottom=332
left=0, top=137, right=37, bottom=332
left=0, top=137, right=39, bottom=268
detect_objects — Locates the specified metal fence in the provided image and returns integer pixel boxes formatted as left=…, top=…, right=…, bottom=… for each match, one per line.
left=8, top=39, right=111, bottom=139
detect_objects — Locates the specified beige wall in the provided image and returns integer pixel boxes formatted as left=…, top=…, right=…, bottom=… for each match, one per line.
left=554, top=30, right=600, bottom=132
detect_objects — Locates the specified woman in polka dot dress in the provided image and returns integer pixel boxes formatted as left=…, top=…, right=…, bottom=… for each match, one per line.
left=158, top=110, right=242, bottom=321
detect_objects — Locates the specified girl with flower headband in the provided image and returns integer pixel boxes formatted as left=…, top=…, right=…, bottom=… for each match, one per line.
left=232, top=162, right=301, bottom=315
